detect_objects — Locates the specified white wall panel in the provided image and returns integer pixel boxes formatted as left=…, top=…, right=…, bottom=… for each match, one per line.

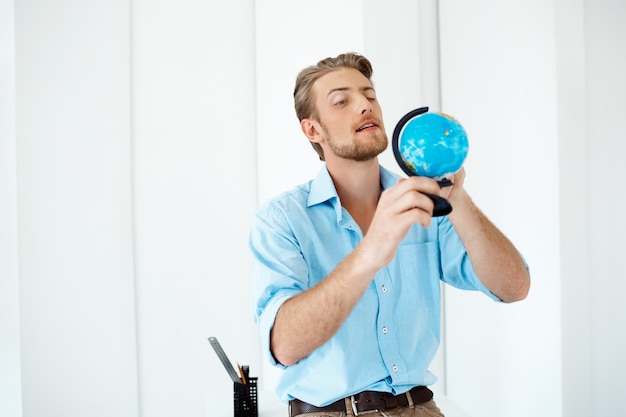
left=440, top=1, right=562, bottom=416
left=584, top=1, right=626, bottom=415
left=0, top=0, right=23, bottom=416
left=131, top=2, right=259, bottom=416
left=555, top=1, right=591, bottom=415
left=14, top=0, right=138, bottom=416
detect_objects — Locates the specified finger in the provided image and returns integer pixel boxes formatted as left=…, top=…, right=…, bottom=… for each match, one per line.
left=441, top=168, right=466, bottom=199
left=454, top=167, right=466, bottom=187
left=406, top=203, right=433, bottom=228
left=392, top=176, right=441, bottom=198
left=397, top=188, right=435, bottom=216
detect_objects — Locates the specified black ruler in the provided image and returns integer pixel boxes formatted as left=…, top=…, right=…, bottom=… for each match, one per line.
left=208, top=336, right=242, bottom=383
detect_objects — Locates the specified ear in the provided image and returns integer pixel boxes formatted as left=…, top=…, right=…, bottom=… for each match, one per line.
left=301, top=118, right=323, bottom=143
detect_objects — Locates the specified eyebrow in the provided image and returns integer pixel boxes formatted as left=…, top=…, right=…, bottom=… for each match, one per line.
left=326, top=86, right=375, bottom=97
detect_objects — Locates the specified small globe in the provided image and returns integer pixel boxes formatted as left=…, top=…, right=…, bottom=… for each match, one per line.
left=395, top=111, right=468, bottom=181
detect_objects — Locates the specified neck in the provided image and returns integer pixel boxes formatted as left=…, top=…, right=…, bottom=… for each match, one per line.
left=326, top=157, right=381, bottom=234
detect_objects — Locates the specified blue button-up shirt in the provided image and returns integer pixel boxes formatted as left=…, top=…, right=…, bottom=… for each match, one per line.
left=249, top=165, right=500, bottom=406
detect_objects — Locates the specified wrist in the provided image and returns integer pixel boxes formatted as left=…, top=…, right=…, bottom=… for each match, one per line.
left=448, top=189, right=476, bottom=219
left=353, top=237, right=390, bottom=274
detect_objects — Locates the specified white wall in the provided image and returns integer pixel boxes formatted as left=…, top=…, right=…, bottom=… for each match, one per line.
left=583, top=1, right=626, bottom=415
left=1, top=1, right=22, bottom=417
left=2, top=1, right=625, bottom=417
left=14, top=1, right=139, bottom=416
left=439, top=1, right=562, bottom=416
left=555, top=1, right=592, bottom=415
left=131, top=2, right=259, bottom=416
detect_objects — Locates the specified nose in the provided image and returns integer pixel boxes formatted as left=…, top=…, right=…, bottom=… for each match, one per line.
left=359, top=95, right=373, bottom=114
left=361, top=99, right=372, bottom=114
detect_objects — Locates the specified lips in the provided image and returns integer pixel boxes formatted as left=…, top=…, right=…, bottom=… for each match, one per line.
left=356, top=120, right=378, bottom=132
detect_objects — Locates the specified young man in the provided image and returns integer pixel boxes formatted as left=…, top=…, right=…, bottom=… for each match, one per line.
left=249, top=52, right=530, bottom=417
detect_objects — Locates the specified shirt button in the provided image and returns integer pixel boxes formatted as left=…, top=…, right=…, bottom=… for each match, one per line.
left=382, top=326, right=388, bottom=334
left=392, top=365, right=399, bottom=372
left=381, top=285, right=387, bottom=293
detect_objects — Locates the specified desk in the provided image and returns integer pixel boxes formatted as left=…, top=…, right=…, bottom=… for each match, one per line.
left=258, top=389, right=473, bottom=417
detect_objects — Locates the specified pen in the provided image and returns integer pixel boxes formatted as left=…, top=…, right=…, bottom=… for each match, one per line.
left=237, top=362, right=247, bottom=384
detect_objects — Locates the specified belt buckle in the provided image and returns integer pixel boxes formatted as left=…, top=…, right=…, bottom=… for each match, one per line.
left=350, top=396, right=379, bottom=416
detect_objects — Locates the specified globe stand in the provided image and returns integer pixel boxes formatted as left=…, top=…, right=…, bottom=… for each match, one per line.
left=392, top=107, right=467, bottom=217
left=418, top=190, right=453, bottom=217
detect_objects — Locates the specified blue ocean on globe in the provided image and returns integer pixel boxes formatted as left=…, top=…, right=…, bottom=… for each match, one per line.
left=398, top=112, right=469, bottom=180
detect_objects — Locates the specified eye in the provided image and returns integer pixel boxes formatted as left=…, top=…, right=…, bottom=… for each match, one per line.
left=364, top=88, right=377, bottom=101
left=334, top=97, right=348, bottom=106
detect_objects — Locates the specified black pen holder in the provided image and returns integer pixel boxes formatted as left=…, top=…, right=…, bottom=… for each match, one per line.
left=233, top=377, right=258, bottom=417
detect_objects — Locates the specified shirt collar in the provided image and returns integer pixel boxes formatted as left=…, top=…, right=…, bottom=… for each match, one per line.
left=307, top=164, right=401, bottom=208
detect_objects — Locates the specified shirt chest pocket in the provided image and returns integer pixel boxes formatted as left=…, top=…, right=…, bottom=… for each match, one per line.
left=388, top=241, right=442, bottom=305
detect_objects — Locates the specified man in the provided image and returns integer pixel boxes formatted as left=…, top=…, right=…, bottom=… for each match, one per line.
left=249, top=52, right=530, bottom=417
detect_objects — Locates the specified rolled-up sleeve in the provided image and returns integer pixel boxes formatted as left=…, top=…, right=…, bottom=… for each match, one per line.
left=437, top=216, right=505, bottom=302
left=249, top=202, right=308, bottom=367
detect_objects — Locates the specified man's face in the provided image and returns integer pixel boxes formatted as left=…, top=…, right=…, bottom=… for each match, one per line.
left=311, top=67, right=387, bottom=162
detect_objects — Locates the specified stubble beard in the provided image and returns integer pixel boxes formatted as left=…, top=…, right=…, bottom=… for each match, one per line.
left=320, top=123, right=388, bottom=162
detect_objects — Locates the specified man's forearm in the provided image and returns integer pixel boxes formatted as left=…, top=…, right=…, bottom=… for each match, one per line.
left=448, top=190, right=530, bottom=302
left=270, top=244, right=379, bottom=366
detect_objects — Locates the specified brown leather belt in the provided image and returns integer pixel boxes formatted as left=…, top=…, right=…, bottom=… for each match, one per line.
left=289, top=386, right=433, bottom=416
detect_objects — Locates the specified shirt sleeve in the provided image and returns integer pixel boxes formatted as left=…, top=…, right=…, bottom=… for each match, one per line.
left=436, top=216, right=506, bottom=302
left=248, top=202, right=309, bottom=367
